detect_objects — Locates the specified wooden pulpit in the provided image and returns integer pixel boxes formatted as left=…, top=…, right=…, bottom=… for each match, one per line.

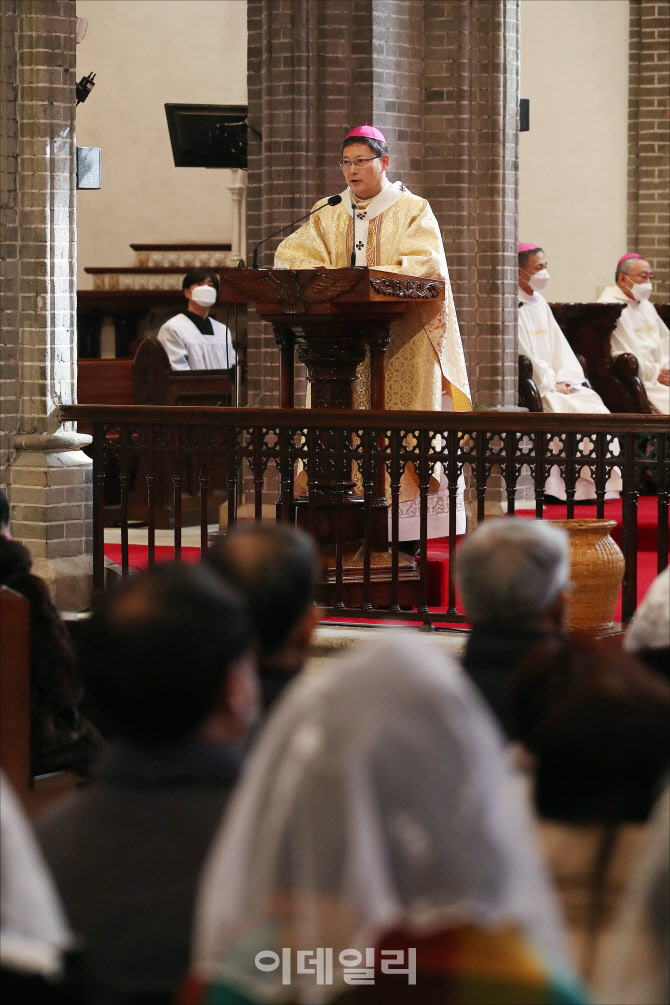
left=218, top=267, right=445, bottom=604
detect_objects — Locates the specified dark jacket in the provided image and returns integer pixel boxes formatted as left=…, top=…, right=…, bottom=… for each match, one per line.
left=462, top=623, right=556, bottom=739
left=37, top=738, right=242, bottom=1005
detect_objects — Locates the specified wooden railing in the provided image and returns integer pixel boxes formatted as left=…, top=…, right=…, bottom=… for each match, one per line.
left=60, top=406, right=668, bottom=625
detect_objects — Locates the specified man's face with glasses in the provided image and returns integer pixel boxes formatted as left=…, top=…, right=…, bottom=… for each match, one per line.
left=340, top=142, right=390, bottom=201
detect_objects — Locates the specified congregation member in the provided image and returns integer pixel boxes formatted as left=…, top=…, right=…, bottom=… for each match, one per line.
left=275, top=124, right=471, bottom=542
left=518, top=242, right=621, bottom=501
left=598, top=253, right=670, bottom=414
left=185, top=635, right=584, bottom=1004
left=455, top=518, right=570, bottom=739
left=37, top=564, right=257, bottom=1005
left=596, top=784, right=670, bottom=1005
left=0, top=536, right=100, bottom=777
left=1, top=772, right=83, bottom=1003
left=623, top=566, right=669, bottom=682
left=207, top=524, right=320, bottom=713
left=157, top=267, right=236, bottom=371
left=510, top=636, right=669, bottom=980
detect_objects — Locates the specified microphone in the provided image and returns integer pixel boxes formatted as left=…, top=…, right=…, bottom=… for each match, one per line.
left=251, top=194, right=342, bottom=269
left=350, top=199, right=358, bottom=268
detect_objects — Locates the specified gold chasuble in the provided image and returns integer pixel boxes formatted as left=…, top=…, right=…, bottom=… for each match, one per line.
left=274, top=180, right=471, bottom=414
left=275, top=180, right=471, bottom=537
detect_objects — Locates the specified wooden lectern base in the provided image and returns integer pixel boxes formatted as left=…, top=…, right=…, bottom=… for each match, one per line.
left=318, top=543, right=420, bottom=609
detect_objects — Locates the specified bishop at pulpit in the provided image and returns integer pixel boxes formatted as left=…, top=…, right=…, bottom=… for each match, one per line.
left=269, top=122, right=471, bottom=545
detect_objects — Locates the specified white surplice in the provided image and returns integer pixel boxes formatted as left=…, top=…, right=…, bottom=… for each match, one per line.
left=597, top=286, right=670, bottom=415
left=518, top=289, right=621, bottom=500
left=157, top=313, right=236, bottom=371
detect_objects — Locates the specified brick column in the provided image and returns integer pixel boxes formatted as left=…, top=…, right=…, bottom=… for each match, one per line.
left=422, top=0, right=519, bottom=408
left=1, top=0, right=92, bottom=609
left=627, top=0, right=670, bottom=298
left=247, top=0, right=375, bottom=407
left=247, top=0, right=520, bottom=409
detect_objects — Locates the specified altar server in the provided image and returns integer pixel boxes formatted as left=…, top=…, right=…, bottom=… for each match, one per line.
left=157, top=268, right=236, bottom=371
left=598, top=254, right=670, bottom=414
left=275, top=124, right=471, bottom=540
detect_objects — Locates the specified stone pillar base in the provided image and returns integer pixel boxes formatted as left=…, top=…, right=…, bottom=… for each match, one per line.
left=8, top=433, right=93, bottom=610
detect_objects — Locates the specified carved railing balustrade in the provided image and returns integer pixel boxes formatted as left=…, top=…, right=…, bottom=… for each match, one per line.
left=60, top=405, right=669, bottom=626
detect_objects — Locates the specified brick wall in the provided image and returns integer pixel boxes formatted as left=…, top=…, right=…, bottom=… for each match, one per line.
left=247, top=0, right=520, bottom=410
left=0, top=2, right=20, bottom=486
left=628, top=0, right=670, bottom=298
left=1, top=0, right=92, bottom=607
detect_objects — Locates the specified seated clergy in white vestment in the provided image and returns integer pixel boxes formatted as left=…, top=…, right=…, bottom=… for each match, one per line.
left=518, top=242, right=621, bottom=501
left=157, top=268, right=236, bottom=371
left=597, top=253, right=670, bottom=415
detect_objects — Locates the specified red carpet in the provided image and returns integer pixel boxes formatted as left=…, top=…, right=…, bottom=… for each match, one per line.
left=104, top=544, right=201, bottom=571
left=104, top=497, right=665, bottom=624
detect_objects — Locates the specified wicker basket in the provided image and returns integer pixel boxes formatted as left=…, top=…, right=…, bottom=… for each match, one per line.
left=548, top=519, right=625, bottom=632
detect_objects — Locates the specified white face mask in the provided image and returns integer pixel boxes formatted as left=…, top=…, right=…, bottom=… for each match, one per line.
left=629, top=281, right=652, bottom=302
left=190, top=284, right=217, bottom=307
left=528, top=268, right=550, bottom=292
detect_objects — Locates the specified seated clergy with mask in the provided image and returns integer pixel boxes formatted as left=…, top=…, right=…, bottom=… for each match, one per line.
left=518, top=243, right=612, bottom=415
left=157, top=268, right=236, bottom=371
left=518, top=242, right=621, bottom=502
left=598, top=253, right=670, bottom=414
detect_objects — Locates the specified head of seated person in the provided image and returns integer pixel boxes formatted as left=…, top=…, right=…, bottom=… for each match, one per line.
left=623, top=567, right=669, bottom=683
left=182, top=266, right=220, bottom=315
left=615, top=253, right=653, bottom=304
left=457, top=518, right=570, bottom=631
left=206, top=525, right=320, bottom=712
left=518, top=244, right=549, bottom=296
left=511, top=636, right=670, bottom=824
left=455, top=519, right=570, bottom=738
left=77, top=562, right=258, bottom=748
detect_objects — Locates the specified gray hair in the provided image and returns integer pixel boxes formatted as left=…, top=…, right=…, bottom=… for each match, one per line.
left=456, top=518, right=570, bottom=623
left=615, top=255, right=650, bottom=282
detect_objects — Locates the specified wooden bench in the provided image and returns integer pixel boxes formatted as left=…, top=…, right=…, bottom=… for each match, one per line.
left=0, top=586, right=31, bottom=802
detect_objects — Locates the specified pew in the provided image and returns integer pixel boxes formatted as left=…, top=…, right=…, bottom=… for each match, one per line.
left=0, top=586, right=31, bottom=802
left=132, top=335, right=233, bottom=406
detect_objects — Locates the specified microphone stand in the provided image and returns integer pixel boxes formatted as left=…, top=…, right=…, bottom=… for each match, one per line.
left=251, top=195, right=342, bottom=269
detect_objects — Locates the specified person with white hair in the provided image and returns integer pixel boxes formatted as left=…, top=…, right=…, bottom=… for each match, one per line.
left=456, top=518, right=571, bottom=738
left=623, top=567, right=670, bottom=682
left=598, top=254, right=669, bottom=415
left=185, top=635, right=584, bottom=1004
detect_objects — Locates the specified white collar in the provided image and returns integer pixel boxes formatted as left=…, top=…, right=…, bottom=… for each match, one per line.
left=604, top=284, right=643, bottom=307
left=341, top=179, right=407, bottom=221
left=518, top=287, right=539, bottom=305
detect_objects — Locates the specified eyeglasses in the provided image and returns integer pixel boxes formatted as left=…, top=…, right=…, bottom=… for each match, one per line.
left=339, top=156, right=381, bottom=170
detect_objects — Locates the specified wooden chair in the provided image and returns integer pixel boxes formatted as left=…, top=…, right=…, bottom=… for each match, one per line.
left=550, top=303, right=652, bottom=413
left=518, top=353, right=592, bottom=413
